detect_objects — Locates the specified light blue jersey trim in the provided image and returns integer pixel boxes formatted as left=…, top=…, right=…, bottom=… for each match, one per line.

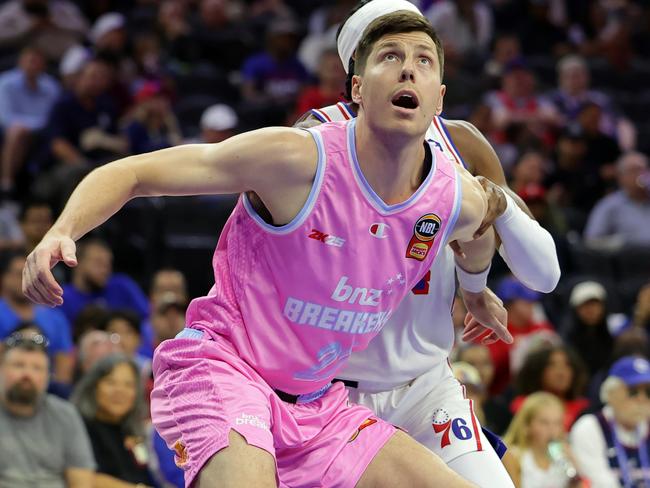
left=438, top=166, right=463, bottom=247
left=242, top=129, right=327, bottom=235
left=437, top=117, right=468, bottom=170
left=346, top=118, right=436, bottom=215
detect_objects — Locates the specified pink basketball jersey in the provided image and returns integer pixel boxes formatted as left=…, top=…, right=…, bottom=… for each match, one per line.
left=185, top=119, right=461, bottom=394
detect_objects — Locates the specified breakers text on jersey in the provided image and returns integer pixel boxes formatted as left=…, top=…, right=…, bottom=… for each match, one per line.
left=283, top=276, right=392, bottom=334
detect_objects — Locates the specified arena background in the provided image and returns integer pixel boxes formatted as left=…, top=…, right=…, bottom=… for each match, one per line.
left=0, top=1, right=649, bottom=487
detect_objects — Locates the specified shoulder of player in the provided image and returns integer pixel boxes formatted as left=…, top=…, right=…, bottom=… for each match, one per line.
left=442, top=119, right=506, bottom=185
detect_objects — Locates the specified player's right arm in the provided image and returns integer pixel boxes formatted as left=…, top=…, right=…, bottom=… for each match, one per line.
left=23, top=127, right=317, bottom=306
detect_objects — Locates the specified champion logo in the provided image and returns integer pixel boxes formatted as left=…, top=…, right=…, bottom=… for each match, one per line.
left=369, top=223, right=390, bottom=239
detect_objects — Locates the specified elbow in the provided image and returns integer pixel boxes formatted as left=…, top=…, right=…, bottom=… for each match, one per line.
left=521, top=259, right=561, bottom=293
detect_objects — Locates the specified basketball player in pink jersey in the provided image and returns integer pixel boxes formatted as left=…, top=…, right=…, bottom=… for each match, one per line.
left=23, top=12, right=510, bottom=488
left=295, top=1, right=560, bottom=486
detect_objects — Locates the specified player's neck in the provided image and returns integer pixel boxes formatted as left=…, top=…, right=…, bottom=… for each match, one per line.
left=354, top=118, right=427, bottom=205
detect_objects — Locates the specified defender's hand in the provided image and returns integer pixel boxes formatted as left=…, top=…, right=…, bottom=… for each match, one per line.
left=22, top=234, right=77, bottom=306
left=461, top=287, right=512, bottom=345
left=473, top=176, right=507, bottom=239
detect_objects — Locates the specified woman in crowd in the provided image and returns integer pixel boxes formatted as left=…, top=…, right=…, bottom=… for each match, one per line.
left=72, top=354, right=158, bottom=488
left=512, top=345, right=589, bottom=429
left=504, top=392, right=585, bottom=488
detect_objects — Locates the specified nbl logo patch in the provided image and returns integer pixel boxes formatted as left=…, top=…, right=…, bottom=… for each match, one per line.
left=406, top=214, right=441, bottom=261
left=431, top=409, right=473, bottom=449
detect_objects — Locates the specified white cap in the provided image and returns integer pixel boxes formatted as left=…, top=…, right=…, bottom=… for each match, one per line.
left=451, top=362, right=483, bottom=389
left=337, top=0, right=422, bottom=73
left=60, top=44, right=91, bottom=76
left=569, top=281, right=607, bottom=307
left=200, top=104, right=238, bottom=131
left=90, top=12, right=126, bottom=44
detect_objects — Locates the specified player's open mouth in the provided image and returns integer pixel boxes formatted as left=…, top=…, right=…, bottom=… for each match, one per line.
left=391, top=90, right=419, bottom=110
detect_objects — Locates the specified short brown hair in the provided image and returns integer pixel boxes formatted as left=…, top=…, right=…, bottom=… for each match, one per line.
left=354, top=11, right=444, bottom=79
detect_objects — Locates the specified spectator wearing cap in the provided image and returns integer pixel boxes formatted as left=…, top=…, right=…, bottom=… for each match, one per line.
left=59, top=44, right=92, bottom=90
left=0, top=331, right=95, bottom=487
left=197, top=103, right=239, bottom=144
left=561, top=281, right=621, bottom=376
left=123, top=81, right=182, bottom=155
left=0, top=45, right=60, bottom=199
left=241, top=16, right=310, bottom=124
left=584, top=152, right=650, bottom=247
left=487, top=276, right=557, bottom=395
left=570, top=356, right=650, bottom=487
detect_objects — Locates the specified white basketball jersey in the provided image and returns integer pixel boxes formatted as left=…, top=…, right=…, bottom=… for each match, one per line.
left=310, top=103, right=467, bottom=387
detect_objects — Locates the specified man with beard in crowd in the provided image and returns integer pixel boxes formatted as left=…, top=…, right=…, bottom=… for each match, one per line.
left=0, top=331, right=95, bottom=487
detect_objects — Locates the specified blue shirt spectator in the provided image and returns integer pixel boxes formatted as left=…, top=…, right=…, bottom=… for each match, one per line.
left=59, top=238, right=149, bottom=325
left=0, top=66, right=60, bottom=130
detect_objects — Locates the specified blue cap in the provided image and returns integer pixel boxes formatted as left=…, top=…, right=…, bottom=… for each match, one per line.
left=496, top=277, right=540, bottom=303
left=609, top=356, right=650, bottom=386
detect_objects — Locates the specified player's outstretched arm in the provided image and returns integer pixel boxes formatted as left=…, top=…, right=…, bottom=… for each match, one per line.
left=22, top=127, right=317, bottom=307
left=449, top=120, right=560, bottom=292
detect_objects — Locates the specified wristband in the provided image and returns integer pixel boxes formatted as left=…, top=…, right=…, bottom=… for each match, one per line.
left=456, top=263, right=491, bottom=293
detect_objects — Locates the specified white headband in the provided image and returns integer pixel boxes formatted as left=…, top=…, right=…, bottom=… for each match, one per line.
left=337, top=0, right=423, bottom=74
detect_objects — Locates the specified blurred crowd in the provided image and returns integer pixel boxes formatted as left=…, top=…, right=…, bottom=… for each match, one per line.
left=0, top=0, right=649, bottom=487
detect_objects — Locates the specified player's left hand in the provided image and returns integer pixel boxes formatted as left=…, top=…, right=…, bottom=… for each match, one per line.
left=461, top=287, right=512, bottom=345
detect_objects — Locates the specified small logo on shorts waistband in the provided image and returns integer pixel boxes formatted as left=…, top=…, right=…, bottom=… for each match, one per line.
left=348, top=417, right=378, bottom=443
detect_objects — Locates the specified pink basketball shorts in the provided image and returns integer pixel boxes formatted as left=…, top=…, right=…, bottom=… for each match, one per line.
left=151, top=329, right=396, bottom=487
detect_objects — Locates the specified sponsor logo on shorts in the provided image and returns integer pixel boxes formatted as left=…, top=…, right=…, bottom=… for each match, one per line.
left=406, top=214, right=441, bottom=261
left=235, top=413, right=269, bottom=431
left=308, top=229, right=345, bottom=247
left=173, top=439, right=188, bottom=468
left=348, top=418, right=378, bottom=442
left=432, top=409, right=474, bottom=449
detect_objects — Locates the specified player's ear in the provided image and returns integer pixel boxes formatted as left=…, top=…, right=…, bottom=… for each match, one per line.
left=435, top=84, right=446, bottom=116
left=351, top=75, right=363, bottom=105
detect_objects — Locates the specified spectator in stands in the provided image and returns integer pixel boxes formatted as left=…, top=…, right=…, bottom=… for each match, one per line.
left=139, top=268, right=188, bottom=358
left=47, top=57, right=126, bottom=167
left=0, top=331, right=95, bottom=486
left=0, top=252, right=74, bottom=385
left=517, top=183, right=568, bottom=238
left=425, top=0, right=493, bottom=61
left=517, top=0, right=570, bottom=57
left=512, top=345, right=589, bottom=430
left=123, top=80, right=181, bottom=154
left=488, top=276, right=558, bottom=394
left=0, top=46, right=60, bottom=199
left=75, top=329, right=122, bottom=379
left=156, top=0, right=200, bottom=68
left=455, top=343, right=511, bottom=434
left=584, top=151, right=650, bottom=247
left=504, top=392, right=582, bottom=488
left=72, top=354, right=157, bottom=487
left=291, top=48, right=345, bottom=123
left=241, top=16, right=309, bottom=123
left=483, top=33, right=521, bottom=89
left=60, top=238, right=149, bottom=323
left=561, top=281, right=616, bottom=376
left=452, top=361, right=488, bottom=425
left=197, top=103, right=239, bottom=144
left=102, top=309, right=150, bottom=374
left=483, top=58, right=560, bottom=150
left=58, top=44, right=91, bottom=90
left=550, top=55, right=619, bottom=137
left=195, top=0, right=254, bottom=72
left=0, top=0, right=88, bottom=62
left=509, top=150, right=547, bottom=194
left=571, top=356, right=650, bottom=487
left=632, top=283, right=650, bottom=330
left=18, top=198, right=53, bottom=253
